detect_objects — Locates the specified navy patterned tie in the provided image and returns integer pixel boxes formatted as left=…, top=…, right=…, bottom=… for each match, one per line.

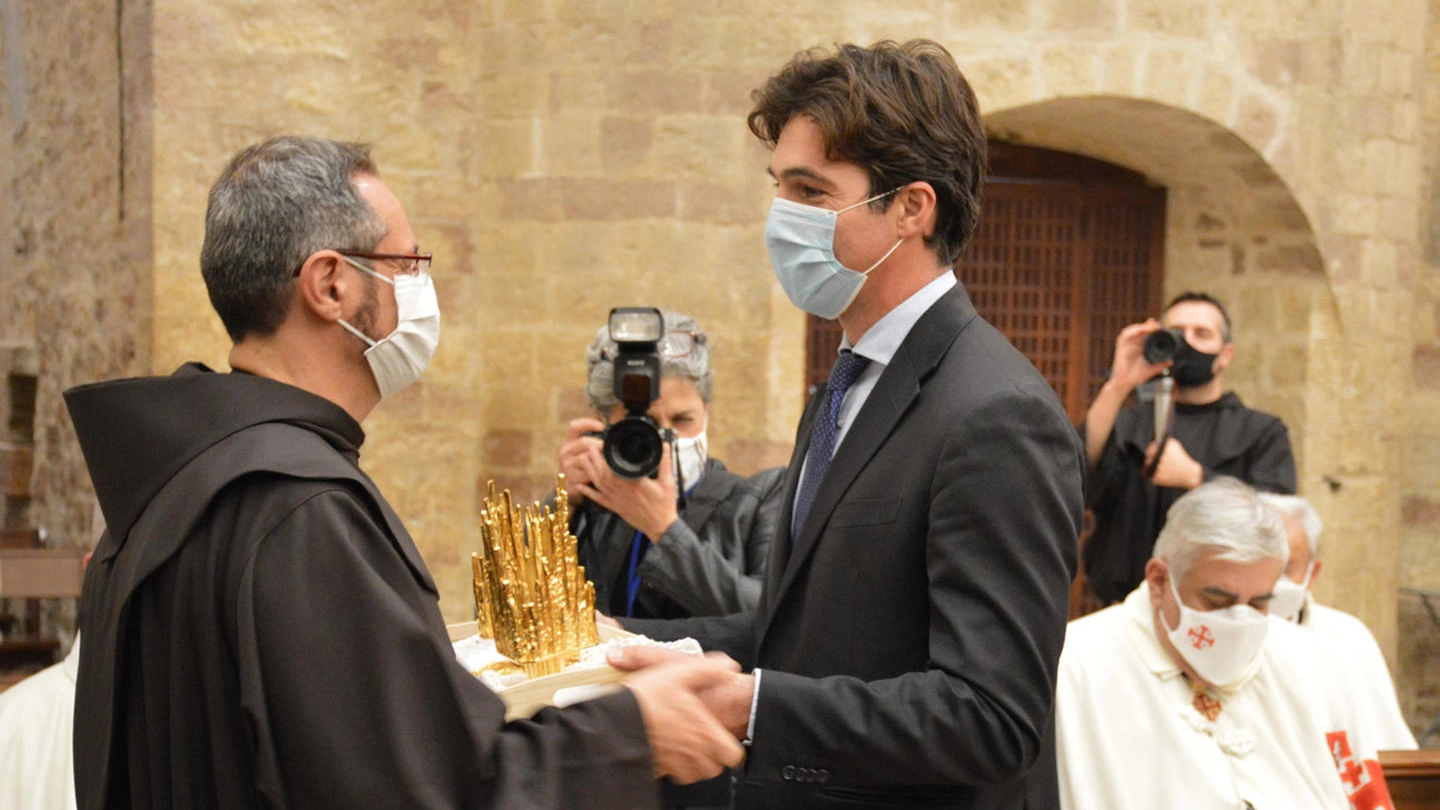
left=791, top=350, right=870, bottom=543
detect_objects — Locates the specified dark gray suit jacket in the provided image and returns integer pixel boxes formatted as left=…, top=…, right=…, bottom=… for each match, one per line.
left=629, top=283, right=1084, bottom=809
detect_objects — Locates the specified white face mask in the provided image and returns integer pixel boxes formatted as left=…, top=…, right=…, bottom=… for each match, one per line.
left=1270, top=562, right=1313, bottom=622
left=338, top=258, right=441, bottom=400
left=1161, top=572, right=1270, bottom=689
left=672, top=425, right=708, bottom=493
left=765, top=190, right=905, bottom=320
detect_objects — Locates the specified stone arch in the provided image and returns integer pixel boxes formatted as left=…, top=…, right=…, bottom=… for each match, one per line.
left=958, top=38, right=1297, bottom=172
left=983, top=95, right=1326, bottom=464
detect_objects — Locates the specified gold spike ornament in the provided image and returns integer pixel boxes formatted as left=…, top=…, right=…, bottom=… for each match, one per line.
left=472, top=474, right=599, bottom=678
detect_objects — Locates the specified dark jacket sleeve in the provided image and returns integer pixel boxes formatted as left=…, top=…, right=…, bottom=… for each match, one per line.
left=240, top=486, right=659, bottom=810
left=622, top=611, right=759, bottom=671
left=638, top=466, right=785, bottom=616
left=1232, top=416, right=1296, bottom=494
left=1080, top=406, right=1142, bottom=513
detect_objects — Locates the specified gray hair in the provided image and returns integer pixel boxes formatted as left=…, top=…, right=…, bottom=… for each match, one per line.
left=1256, top=492, right=1323, bottom=561
left=1152, top=477, right=1289, bottom=580
left=585, top=310, right=712, bottom=412
left=200, top=136, right=387, bottom=341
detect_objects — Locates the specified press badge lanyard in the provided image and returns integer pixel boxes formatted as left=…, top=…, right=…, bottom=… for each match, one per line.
left=623, top=482, right=699, bottom=617
left=624, top=530, right=649, bottom=617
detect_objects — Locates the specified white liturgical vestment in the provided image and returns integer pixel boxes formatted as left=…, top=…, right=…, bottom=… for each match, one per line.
left=0, top=633, right=79, bottom=810
left=1057, top=589, right=1359, bottom=810
left=1298, top=593, right=1418, bottom=751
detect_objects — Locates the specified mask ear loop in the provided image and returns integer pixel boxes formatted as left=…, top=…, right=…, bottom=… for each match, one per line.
left=338, top=319, right=380, bottom=348
left=840, top=186, right=906, bottom=277
left=665, top=429, right=686, bottom=510
left=835, top=186, right=904, bottom=215
left=1160, top=567, right=1185, bottom=635
left=861, top=237, right=905, bottom=276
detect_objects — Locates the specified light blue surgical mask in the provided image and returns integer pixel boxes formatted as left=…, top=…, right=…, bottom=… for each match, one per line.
left=765, top=189, right=905, bottom=319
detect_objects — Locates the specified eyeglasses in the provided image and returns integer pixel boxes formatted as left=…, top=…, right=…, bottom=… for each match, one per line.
left=293, top=250, right=433, bottom=277
left=339, top=251, right=432, bottom=276
left=599, top=330, right=702, bottom=362
left=659, top=331, right=700, bottom=359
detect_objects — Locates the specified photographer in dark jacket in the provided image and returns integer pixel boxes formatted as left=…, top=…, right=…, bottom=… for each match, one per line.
left=1081, top=291, right=1296, bottom=605
left=558, top=310, right=783, bottom=621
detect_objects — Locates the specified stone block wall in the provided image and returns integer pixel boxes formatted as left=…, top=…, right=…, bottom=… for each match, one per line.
left=146, top=1, right=812, bottom=617
left=0, top=343, right=37, bottom=540
left=0, top=344, right=38, bottom=656
left=0, top=0, right=153, bottom=553
left=1397, top=0, right=1440, bottom=739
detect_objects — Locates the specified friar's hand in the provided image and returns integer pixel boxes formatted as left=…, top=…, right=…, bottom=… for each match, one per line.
left=1145, top=437, right=1204, bottom=490
left=1110, top=319, right=1173, bottom=392
left=611, top=647, right=746, bottom=783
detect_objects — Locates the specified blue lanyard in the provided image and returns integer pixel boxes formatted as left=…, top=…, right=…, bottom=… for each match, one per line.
left=622, top=482, right=699, bottom=617
left=624, top=530, right=648, bottom=617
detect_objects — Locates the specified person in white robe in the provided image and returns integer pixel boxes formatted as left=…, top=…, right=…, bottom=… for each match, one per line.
left=1057, top=478, right=1393, bottom=810
left=0, top=632, right=79, bottom=810
left=1258, top=492, right=1418, bottom=751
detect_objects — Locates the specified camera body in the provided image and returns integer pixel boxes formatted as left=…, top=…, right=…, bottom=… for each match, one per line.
left=1142, top=327, right=1185, bottom=364
left=595, top=307, right=675, bottom=479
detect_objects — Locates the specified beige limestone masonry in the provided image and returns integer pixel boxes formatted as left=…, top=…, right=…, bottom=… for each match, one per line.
left=4, top=0, right=1438, bottom=739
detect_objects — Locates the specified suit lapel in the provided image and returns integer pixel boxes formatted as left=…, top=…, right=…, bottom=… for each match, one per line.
left=757, top=285, right=978, bottom=648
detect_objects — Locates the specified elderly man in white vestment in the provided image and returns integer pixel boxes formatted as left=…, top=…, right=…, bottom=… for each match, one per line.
left=1056, top=477, right=1394, bottom=810
left=0, top=634, right=80, bottom=810
left=1257, top=492, right=1418, bottom=752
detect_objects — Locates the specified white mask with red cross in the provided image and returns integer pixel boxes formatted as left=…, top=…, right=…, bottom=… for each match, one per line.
left=1161, top=572, right=1270, bottom=689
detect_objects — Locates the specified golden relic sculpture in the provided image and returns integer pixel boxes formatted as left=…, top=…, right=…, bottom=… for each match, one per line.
left=471, top=474, right=600, bottom=678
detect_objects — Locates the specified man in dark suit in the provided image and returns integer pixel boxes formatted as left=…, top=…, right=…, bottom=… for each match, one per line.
left=614, top=40, right=1085, bottom=809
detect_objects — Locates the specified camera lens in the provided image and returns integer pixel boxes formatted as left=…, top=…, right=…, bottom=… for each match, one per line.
left=602, top=417, right=666, bottom=479
left=1142, top=328, right=1183, bottom=364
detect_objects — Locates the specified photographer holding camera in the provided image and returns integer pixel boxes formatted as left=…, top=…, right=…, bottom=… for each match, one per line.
left=1081, top=291, right=1297, bottom=606
left=557, top=309, right=784, bottom=622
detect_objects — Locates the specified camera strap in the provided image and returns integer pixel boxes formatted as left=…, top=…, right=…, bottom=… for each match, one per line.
left=1144, top=374, right=1176, bottom=479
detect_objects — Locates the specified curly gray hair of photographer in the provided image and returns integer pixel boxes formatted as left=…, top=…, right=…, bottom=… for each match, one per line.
left=584, top=310, right=713, bottom=413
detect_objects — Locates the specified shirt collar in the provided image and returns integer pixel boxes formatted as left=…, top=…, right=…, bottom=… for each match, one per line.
left=1123, top=585, right=1185, bottom=681
left=842, top=270, right=957, bottom=366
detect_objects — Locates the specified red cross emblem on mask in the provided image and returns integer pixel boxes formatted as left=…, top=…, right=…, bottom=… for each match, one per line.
left=1188, top=625, right=1215, bottom=649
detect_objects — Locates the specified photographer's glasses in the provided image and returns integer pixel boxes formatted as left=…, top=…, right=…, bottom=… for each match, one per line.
left=658, top=331, right=699, bottom=359
left=599, top=330, right=701, bottom=361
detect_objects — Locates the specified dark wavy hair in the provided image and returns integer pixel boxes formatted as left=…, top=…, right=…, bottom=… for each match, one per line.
left=748, top=39, right=988, bottom=266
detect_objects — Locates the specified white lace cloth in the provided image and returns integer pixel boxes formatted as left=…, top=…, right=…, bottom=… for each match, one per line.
left=452, top=633, right=703, bottom=692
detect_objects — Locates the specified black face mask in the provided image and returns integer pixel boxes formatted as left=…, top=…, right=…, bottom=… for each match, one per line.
left=1171, top=339, right=1219, bottom=387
